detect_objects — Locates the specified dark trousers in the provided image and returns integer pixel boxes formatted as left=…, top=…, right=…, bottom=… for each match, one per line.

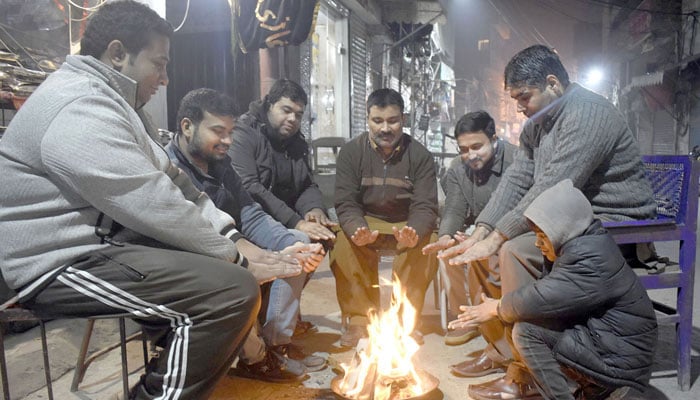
left=23, top=243, right=260, bottom=400
left=512, top=321, right=573, bottom=400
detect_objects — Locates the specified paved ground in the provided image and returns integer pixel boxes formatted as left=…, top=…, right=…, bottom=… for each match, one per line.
left=3, top=242, right=700, bottom=400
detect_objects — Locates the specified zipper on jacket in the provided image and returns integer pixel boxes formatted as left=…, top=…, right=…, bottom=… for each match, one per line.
left=382, top=164, right=388, bottom=199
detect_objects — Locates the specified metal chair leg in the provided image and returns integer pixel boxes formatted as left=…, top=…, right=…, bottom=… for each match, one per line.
left=0, top=324, right=10, bottom=400
left=71, top=319, right=95, bottom=392
left=119, top=318, right=129, bottom=399
left=38, top=320, right=53, bottom=400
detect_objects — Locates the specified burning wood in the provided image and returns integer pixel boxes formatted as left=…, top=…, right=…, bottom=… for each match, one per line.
left=334, top=277, right=437, bottom=400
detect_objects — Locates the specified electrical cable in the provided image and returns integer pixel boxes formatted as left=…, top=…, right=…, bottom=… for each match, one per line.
left=172, top=0, right=191, bottom=32
left=65, top=0, right=105, bottom=12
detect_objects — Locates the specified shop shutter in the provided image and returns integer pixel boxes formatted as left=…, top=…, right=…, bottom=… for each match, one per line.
left=349, top=14, right=368, bottom=138
left=652, top=110, right=676, bottom=154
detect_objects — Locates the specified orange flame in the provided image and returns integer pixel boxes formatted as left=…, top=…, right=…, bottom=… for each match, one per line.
left=338, top=276, right=425, bottom=399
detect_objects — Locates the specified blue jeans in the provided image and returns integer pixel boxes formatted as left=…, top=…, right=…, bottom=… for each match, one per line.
left=261, top=229, right=309, bottom=346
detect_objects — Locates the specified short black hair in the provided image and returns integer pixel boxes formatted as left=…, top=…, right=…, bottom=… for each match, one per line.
left=263, top=79, right=307, bottom=112
left=176, top=88, right=238, bottom=133
left=366, top=88, right=404, bottom=114
left=504, top=45, right=570, bottom=90
left=454, top=110, right=496, bottom=139
left=80, top=0, right=173, bottom=59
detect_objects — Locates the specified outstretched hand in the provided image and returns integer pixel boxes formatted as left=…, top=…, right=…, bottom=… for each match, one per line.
left=281, top=242, right=326, bottom=273
left=448, top=293, right=499, bottom=330
left=304, top=208, right=338, bottom=228
left=393, top=225, right=418, bottom=250
left=350, top=226, right=379, bottom=247
left=422, top=234, right=455, bottom=255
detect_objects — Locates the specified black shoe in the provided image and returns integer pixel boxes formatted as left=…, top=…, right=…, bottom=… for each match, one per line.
left=234, top=349, right=308, bottom=383
left=274, top=344, right=327, bottom=372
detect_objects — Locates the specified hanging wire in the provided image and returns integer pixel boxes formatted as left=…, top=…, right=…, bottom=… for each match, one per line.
left=65, top=0, right=105, bottom=12
left=172, top=0, right=191, bottom=32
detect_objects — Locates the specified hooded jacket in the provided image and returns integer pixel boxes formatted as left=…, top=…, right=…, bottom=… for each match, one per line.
left=499, top=179, right=657, bottom=391
left=229, top=100, right=323, bottom=229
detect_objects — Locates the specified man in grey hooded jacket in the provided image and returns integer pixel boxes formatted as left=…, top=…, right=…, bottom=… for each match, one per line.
left=451, top=179, right=657, bottom=400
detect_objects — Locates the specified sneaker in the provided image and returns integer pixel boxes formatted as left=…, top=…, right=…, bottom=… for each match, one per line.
left=444, top=327, right=480, bottom=346
left=339, top=324, right=368, bottom=348
left=293, top=320, right=319, bottom=338
left=234, top=349, right=307, bottom=383
left=275, top=344, right=327, bottom=372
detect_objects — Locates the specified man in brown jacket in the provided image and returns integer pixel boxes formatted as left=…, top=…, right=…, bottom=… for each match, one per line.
left=332, top=88, right=438, bottom=348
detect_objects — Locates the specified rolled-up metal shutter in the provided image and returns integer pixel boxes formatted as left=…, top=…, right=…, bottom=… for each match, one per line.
left=349, top=14, right=368, bottom=138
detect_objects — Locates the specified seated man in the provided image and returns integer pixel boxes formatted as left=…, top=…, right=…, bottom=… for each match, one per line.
left=0, top=2, right=299, bottom=398
left=450, top=179, right=657, bottom=400
left=229, top=78, right=336, bottom=244
left=332, top=88, right=438, bottom=348
left=166, top=88, right=326, bottom=376
left=422, top=110, right=515, bottom=348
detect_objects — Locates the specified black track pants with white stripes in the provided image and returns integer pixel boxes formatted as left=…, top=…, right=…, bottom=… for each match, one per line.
left=22, top=243, right=260, bottom=400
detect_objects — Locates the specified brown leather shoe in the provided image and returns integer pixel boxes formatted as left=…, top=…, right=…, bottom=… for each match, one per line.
left=467, top=376, right=543, bottom=400
left=449, top=351, right=506, bottom=377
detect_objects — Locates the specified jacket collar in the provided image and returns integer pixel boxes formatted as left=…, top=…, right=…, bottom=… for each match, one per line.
left=368, top=132, right=406, bottom=161
left=66, top=55, right=138, bottom=109
left=165, top=133, right=222, bottom=183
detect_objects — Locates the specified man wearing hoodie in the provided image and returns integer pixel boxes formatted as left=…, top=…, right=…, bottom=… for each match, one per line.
left=229, top=79, right=336, bottom=243
left=450, top=179, right=657, bottom=400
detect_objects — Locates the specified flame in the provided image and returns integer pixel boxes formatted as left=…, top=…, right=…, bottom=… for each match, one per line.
left=338, top=276, right=425, bottom=400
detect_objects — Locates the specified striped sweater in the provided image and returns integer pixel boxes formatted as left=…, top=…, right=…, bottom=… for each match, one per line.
left=476, top=83, right=656, bottom=238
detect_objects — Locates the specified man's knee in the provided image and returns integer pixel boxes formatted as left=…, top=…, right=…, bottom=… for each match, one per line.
left=512, top=321, right=538, bottom=349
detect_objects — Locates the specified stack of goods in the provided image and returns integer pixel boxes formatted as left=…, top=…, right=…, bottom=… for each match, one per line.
left=0, top=49, right=51, bottom=110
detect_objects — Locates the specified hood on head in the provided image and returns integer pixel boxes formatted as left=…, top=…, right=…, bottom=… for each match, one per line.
left=523, top=179, right=593, bottom=252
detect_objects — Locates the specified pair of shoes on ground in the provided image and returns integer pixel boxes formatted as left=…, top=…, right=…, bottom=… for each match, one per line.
left=444, top=326, right=480, bottom=346
left=234, top=347, right=308, bottom=383
left=449, top=350, right=506, bottom=377
left=468, top=376, right=543, bottom=400
left=275, top=343, right=327, bottom=372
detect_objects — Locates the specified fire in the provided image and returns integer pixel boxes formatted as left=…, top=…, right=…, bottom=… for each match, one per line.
left=337, top=276, right=426, bottom=400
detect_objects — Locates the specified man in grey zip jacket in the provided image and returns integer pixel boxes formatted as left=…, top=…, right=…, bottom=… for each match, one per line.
left=0, top=2, right=301, bottom=399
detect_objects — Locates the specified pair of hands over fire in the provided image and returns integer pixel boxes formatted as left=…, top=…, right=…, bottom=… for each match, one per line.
left=421, top=225, right=505, bottom=266
left=350, top=225, right=419, bottom=250
left=236, top=239, right=326, bottom=284
left=448, top=293, right=500, bottom=331
left=295, top=207, right=337, bottom=241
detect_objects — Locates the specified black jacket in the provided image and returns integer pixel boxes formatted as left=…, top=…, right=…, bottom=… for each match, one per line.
left=229, top=100, right=324, bottom=229
left=498, top=221, right=657, bottom=391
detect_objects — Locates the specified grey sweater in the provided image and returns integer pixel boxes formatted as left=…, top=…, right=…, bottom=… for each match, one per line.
left=0, top=55, right=240, bottom=289
left=476, top=84, right=657, bottom=239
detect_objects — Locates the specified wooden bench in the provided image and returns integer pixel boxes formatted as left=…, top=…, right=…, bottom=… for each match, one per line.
left=602, top=154, right=699, bottom=391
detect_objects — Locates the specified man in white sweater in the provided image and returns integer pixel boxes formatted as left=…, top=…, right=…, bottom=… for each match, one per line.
left=0, top=1, right=309, bottom=399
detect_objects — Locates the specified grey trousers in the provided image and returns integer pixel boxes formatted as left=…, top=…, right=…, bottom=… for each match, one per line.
left=23, top=243, right=260, bottom=400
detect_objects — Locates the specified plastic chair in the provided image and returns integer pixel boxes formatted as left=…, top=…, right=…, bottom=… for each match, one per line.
left=602, top=155, right=699, bottom=391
